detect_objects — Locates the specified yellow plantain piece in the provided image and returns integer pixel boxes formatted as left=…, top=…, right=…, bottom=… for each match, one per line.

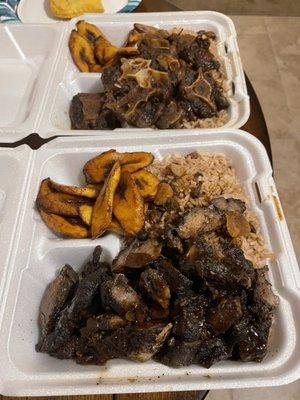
left=91, top=162, right=121, bottom=238
left=39, top=209, right=89, bottom=238
left=76, top=20, right=104, bottom=44
left=37, top=178, right=53, bottom=200
left=94, top=36, right=119, bottom=66
left=109, top=219, right=126, bottom=236
left=69, top=30, right=96, bottom=72
left=37, top=192, right=83, bottom=217
left=49, top=179, right=99, bottom=198
left=79, top=204, right=93, bottom=226
left=113, top=172, right=145, bottom=236
left=49, top=0, right=103, bottom=19
left=121, top=152, right=154, bottom=174
left=90, top=64, right=103, bottom=73
left=83, top=149, right=119, bottom=184
left=132, top=169, right=159, bottom=199
left=124, top=29, right=141, bottom=47
left=84, top=150, right=154, bottom=183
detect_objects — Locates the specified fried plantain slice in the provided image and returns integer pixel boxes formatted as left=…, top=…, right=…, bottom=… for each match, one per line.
left=124, top=29, right=141, bottom=47
left=50, top=0, right=103, bottom=19
left=84, top=150, right=154, bottom=184
left=83, top=149, right=119, bottom=183
left=154, top=182, right=173, bottom=205
left=37, top=192, right=84, bottom=217
left=121, top=152, right=154, bottom=173
left=49, top=179, right=99, bottom=198
left=132, top=169, right=159, bottom=199
left=39, top=209, right=89, bottom=238
left=90, top=64, right=103, bottom=73
left=37, top=178, right=53, bottom=200
left=113, top=171, right=145, bottom=235
left=79, top=204, right=93, bottom=225
left=94, top=36, right=119, bottom=66
left=91, top=162, right=121, bottom=238
left=69, top=30, right=96, bottom=72
left=76, top=20, right=104, bottom=44
left=108, top=218, right=126, bottom=236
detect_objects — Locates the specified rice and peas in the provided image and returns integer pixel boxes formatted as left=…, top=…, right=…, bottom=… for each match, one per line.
left=148, top=151, right=272, bottom=268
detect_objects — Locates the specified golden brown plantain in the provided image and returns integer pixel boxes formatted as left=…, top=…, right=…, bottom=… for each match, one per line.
left=94, top=36, right=119, bottom=66
left=76, top=20, right=104, bottom=44
left=37, top=178, right=53, bottom=200
left=91, top=162, right=121, bottom=238
left=37, top=192, right=83, bottom=217
left=69, top=30, right=96, bottom=72
left=108, top=219, right=126, bottom=236
left=121, top=152, right=154, bottom=173
left=90, top=64, right=103, bottom=73
left=78, top=204, right=93, bottom=226
left=83, top=149, right=119, bottom=183
left=39, top=209, right=89, bottom=238
left=49, top=0, right=103, bottom=19
left=154, top=182, right=173, bottom=205
left=84, top=150, right=154, bottom=184
left=113, top=171, right=145, bottom=235
left=49, top=179, right=99, bottom=198
left=124, top=29, right=141, bottom=47
left=132, top=169, right=159, bottom=199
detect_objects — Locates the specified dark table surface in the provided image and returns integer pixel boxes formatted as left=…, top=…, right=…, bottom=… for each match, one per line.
left=0, top=1, right=271, bottom=400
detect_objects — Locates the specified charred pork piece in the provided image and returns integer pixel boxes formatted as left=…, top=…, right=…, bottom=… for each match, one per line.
left=173, top=295, right=211, bottom=342
left=80, top=245, right=105, bottom=278
left=140, top=268, right=170, bottom=309
left=37, top=264, right=78, bottom=342
left=231, top=314, right=272, bottom=362
left=112, top=239, right=162, bottom=272
left=153, top=257, right=193, bottom=295
left=178, top=206, right=223, bottom=239
left=102, top=63, right=122, bottom=91
left=101, top=274, right=142, bottom=315
left=196, top=338, right=232, bottom=368
left=212, top=197, right=247, bottom=214
left=157, top=337, right=202, bottom=368
left=85, top=321, right=172, bottom=365
left=70, top=93, right=106, bottom=129
left=208, top=298, right=242, bottom=334
left=222, top=244, right=255, bottom=287
left=253, top=267, right=279, bottom=310
left=82, top=314, right=126, bottom=335
left=177, top=32, right=220, bottom=71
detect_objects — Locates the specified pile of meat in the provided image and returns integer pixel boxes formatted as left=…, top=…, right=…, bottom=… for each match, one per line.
left=36, top=201, right=279, bottom=368
left=70, top=24, right=230, bottom=130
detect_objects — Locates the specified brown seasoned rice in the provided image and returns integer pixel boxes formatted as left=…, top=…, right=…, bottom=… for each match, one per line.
left=148, top=152, right=272, bottom=268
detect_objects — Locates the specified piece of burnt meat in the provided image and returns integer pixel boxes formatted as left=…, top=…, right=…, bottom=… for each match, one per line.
left=102, top=63, right=122, bottom=91
left=196, top=338, right=232, bottom=368
left=81, top=321, right=172, bottom=365
left=173, top=295, right=212, bottom=342
left=153, top=257, right=193, bottom=295
left=70, top=93, right=107, bottom=129
left=208, top=297, right=243, bottom=334
left=140, top=268, right=170, bottom=309
left=155, top=100, right=183, bottom=129
left=112, top=239, right=162, bottom=272
left=101, top=274, right=142, bottom=315
left=178, top=206, right=223, bottom=239
left=157, top=337, right=201, bottom=368
left=231, top=314, right=272, bottom=362
left=37, top=264, right=78, bottom=342
left=253, top=267, right=279, bottom=310
left=82, top=314, right=126, bottom=335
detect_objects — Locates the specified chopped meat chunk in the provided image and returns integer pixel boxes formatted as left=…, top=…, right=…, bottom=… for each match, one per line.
left=140, top=268, right=170, bottom=309
left=208, top=298, right=243, bottom=333
left=157, top=337, right=201, bottom=368
left=178, top=207, right=223, bottom=239
left=196, top=338, right=232, bottom=368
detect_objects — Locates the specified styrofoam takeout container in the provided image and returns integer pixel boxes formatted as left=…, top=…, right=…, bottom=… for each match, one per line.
left=0, top=11, right=250, bottom=142
left=0, top=129, right=299, bottom=396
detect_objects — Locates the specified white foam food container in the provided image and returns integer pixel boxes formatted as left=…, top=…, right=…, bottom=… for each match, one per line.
left=0, top=11, right=250, bottom=142
left=0, top=129, right=299, bottom=396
